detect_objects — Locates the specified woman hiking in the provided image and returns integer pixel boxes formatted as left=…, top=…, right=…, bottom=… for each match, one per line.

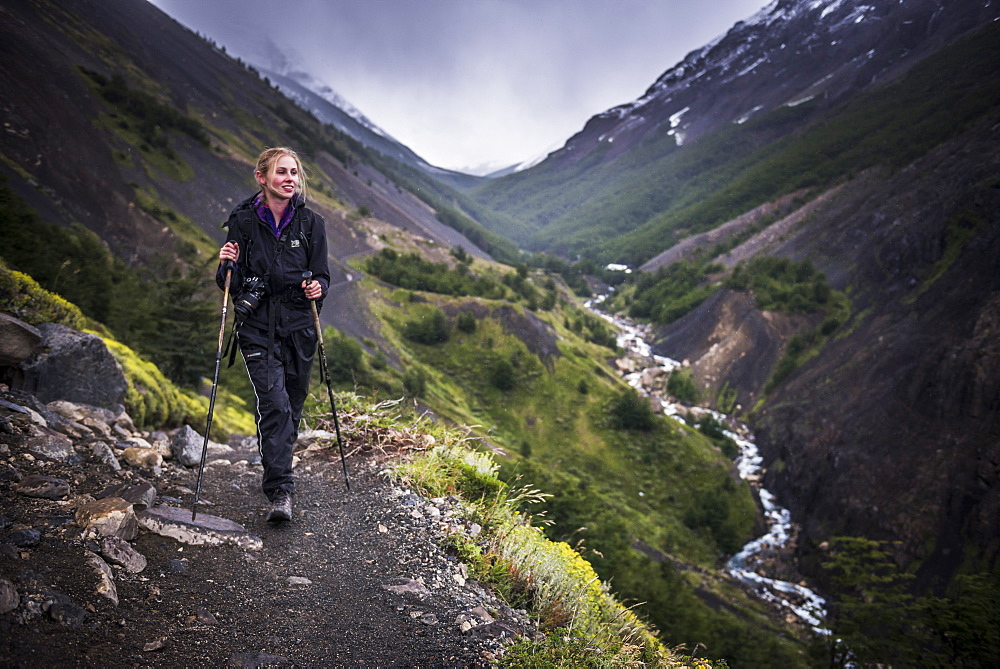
left=217, top=147, right=330, bottom=522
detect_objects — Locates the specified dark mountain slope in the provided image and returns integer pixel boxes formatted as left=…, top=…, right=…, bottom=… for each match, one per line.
left=0, top=0, right=496, bottom=338
left=650, top=94, right=1000, bottom=590
left=753, top=115, right=1000, bottom=589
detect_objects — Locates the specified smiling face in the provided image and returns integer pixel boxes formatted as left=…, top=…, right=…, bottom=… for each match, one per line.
left=256, top=154, right=300, bottom=205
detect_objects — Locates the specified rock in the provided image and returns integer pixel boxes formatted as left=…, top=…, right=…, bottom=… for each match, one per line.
left=170, top=425, right=204, bottom=467
left=143, top=637, right=167, bottom=652
left=0, top=314, right=41, bottom=366
left=90, top=442, right=121, bottom=471
left=121, top=447, right=163, bottom=470
left=100, top=536, right=147, bottom=573
left=0, top=577, right=18, bottom=613
left=75, top=498, right=139, bottom=541
left=148, top=431, right=172, bottom=459
left=0, top=397, right=48, bottom=427
left=16, top=474, right=71, bottom=499
left=46, top=400, right=116, bottom=429
left=49, top=601, right=87, bottom=628
left=96, top=481, right=157, bottom=511
left=23, top=426, right=74, bottom=462
left=469, top=621, right=519, bottom=640
left=287, top=576, right=312, bottom=586
left=80, top=416, right=113, bottom=438
left=115, top=411, right=137, bottom=436
left=18, top=323, right=127, bottom=411
left=193, top=606, right=218, bottom=625
left=124, top=436, right=154, bottom=450
left=470, top=605, right=495, bottom=623
left=382, top=577, right=432, bottom=599
left=137, top=505, right=263, bottom=550
left=295, top=429, right=336, bottom=445
left=4, top=528, right=41, bottom=547
left=86, top=552, right=118, bottom=606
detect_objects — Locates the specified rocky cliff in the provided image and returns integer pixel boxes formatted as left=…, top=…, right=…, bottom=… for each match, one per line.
left=652, top=96, right=1000, bottom=589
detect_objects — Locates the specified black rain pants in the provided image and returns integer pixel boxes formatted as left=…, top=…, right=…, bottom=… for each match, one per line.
left=238, top=324, right=316, bottom=502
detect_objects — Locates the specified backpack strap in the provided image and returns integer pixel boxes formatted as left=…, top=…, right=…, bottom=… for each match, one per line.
left=236, top=209, right=254, bottom=266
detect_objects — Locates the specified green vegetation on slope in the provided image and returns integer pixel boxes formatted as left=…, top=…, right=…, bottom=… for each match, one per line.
left=358, top=242, right=810, bottom=666
left=815, top=537, right=1000, bottom=667
left=365, top=248, right=508, bottom=299
left=624, top=254, right=852, bottom=402
left=628, top=261, right=722, bottom=323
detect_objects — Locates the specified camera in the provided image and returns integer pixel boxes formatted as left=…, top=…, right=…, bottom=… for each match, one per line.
left=234, top=276, right=266, bottom=320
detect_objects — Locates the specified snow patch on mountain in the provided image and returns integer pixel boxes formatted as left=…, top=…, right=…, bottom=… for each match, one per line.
left=271, top=69, right=389, bottom=139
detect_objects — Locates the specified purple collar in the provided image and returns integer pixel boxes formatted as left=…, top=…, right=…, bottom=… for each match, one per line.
left=253, top=193, right=296, bottom=238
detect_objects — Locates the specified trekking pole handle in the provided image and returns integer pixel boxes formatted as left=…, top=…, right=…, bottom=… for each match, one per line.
left=302, top=271, right=322, bottom=346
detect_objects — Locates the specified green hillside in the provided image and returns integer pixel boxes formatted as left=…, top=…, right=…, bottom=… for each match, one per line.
left=337, top=240, right=812, bottom=666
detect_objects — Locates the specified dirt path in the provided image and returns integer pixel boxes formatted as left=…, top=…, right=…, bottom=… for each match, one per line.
left=1, top=433, right=529, bottom=667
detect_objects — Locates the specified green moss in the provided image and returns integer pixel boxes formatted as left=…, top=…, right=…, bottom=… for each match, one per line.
left=394, top=441, right=675, bottom=665
left=914, top=209, right=987, bottom=298
left=186, top=385, right=257, bottom=439
left=100, top=335, right=201, bottom=429
left=0, top=260, right=89, bottom=330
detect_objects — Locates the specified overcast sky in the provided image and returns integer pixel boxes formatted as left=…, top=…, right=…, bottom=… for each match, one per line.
left=148, top=0, right=770, bottom=174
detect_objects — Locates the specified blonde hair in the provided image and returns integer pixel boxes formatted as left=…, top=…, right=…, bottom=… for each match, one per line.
left=254, top=147, right=308, bottom=201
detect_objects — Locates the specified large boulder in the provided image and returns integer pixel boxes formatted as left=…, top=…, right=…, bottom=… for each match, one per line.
left=0, top=313, right=41, bottom=366
left=18, top=324, right=127, bottom=411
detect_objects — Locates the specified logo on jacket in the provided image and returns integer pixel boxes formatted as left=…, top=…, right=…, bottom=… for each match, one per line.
left=290, top=239, right=301, bottom=248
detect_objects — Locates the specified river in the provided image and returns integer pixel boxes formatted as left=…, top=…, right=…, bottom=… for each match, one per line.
left=585, top=293, right=829, bottom=633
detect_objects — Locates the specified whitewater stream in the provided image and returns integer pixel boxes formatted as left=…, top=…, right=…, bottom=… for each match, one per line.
left=585, top=293, right=829, bottom=633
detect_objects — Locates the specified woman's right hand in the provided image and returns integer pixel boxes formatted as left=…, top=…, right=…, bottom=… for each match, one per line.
left=219, top=242, right=240, bottom=263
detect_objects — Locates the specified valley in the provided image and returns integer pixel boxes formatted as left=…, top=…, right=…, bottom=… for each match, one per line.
left=1, top=0, right=998, bottom=665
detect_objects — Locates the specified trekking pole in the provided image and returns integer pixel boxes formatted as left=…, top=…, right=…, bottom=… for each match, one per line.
left=192, top=261, right=234, bottom=520
left=303, top=271, right=351, bottom=490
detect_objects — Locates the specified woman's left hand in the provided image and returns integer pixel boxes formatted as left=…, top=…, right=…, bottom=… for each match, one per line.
left=302, top=279, right=322, bottom=300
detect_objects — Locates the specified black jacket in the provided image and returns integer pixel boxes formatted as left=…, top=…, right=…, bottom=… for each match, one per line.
left=216, top=193, right=330, bottom=336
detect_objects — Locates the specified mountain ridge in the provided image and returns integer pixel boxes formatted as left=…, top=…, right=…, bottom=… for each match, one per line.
left=469, top=0, right=999, bottom=263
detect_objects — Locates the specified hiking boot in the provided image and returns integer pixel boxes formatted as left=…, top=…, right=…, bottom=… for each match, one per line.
left=266, top=493, right=293, bottom=522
